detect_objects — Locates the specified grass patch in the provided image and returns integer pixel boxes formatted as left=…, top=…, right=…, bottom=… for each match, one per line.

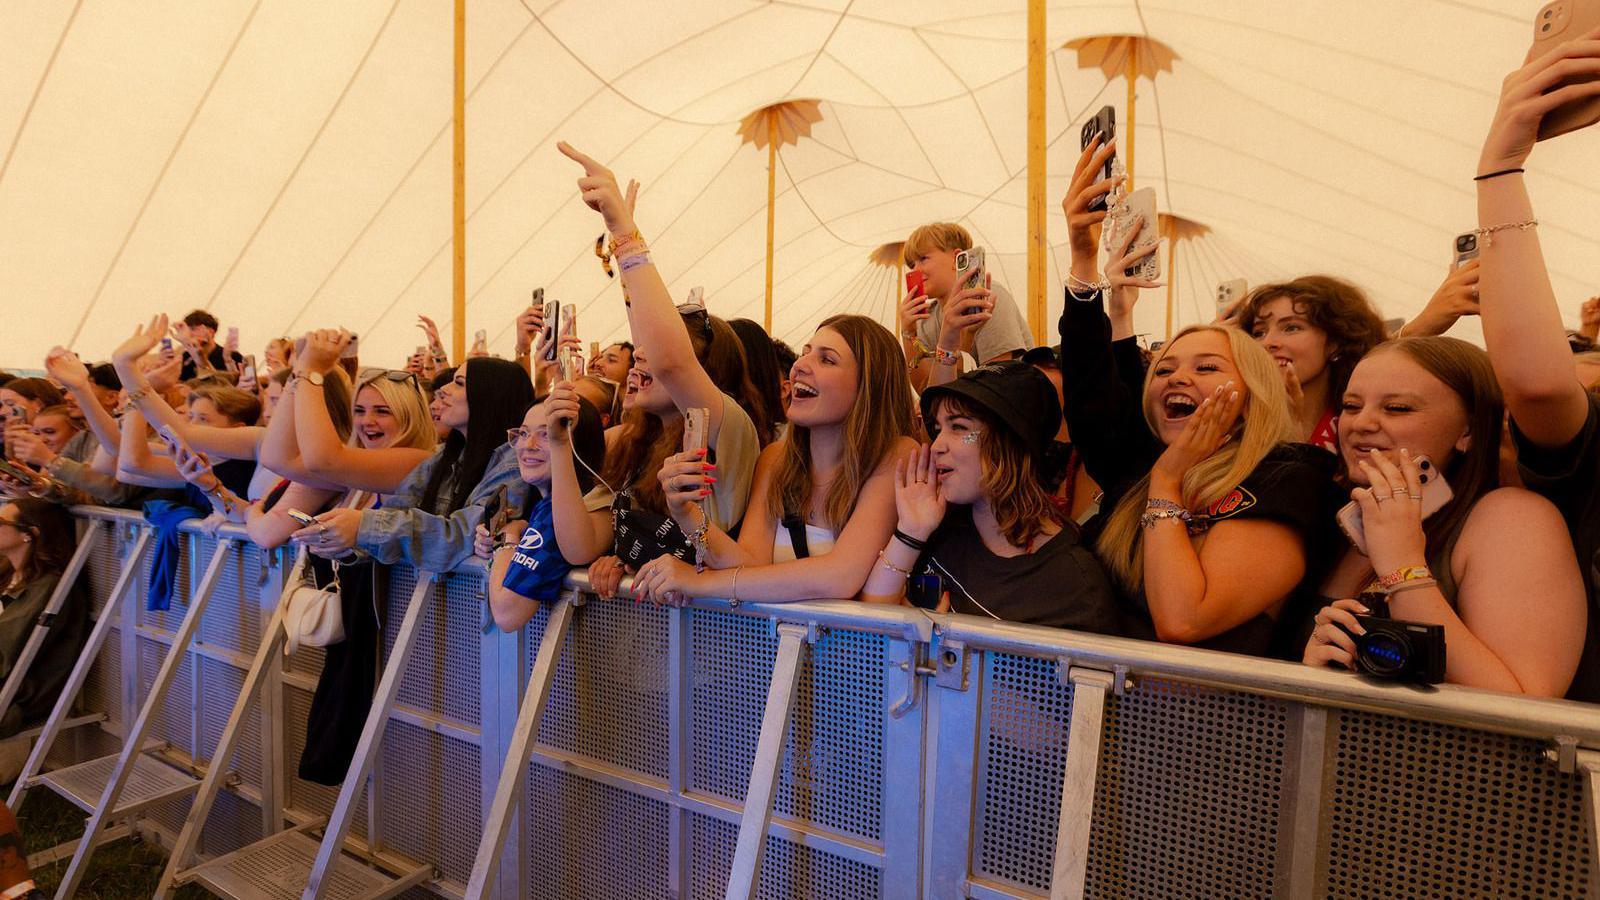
left=16, top=788, right=209, bottom=898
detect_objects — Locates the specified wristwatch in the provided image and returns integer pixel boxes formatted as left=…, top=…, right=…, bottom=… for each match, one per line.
left=303, top=371, right=325, bottom=387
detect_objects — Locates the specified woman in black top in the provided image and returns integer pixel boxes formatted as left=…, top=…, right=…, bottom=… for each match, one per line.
left=1058, top=135, right=1335, bottom=656
left=862, top=362, right=1120, bottom=633
left=0, top=499, right=87, bottom=735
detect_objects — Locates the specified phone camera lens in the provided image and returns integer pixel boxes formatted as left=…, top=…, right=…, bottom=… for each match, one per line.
left=1544, top=8, right=1553, bottom=17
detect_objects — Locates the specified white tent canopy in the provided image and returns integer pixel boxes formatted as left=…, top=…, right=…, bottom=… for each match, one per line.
left=3, top=0, right=1598, bottom=371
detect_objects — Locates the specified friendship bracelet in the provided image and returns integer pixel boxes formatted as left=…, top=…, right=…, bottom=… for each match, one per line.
left=877, top=550, right=912, bottom=578
left=892, top=529, right=927, bottom=552
left=1378, top=565, right=1433, bottom=590
left=1473, top=167, right=1524, bottom=182
left=124, top=385, right=152, bottom=405
left=932, top=347, right=960, bottom=367
left=608, top=229, right=644, bottom=257
left=1386, top=578, right=1438, bottom=596
left=1469, top=219, right=1537, bottom=247
left=618, top=251, right=653, bottom=273
left=1139, top=498, right=1191, bottom=530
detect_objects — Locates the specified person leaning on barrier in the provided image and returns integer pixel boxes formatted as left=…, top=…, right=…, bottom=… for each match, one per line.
left=1059, top=135, right=1337, bottom=655
left=476, top=384, right=613, bottom=631
left=1300, top=338, right=1585, bottom=696
left=860, top=362, right=1121, bottom=632
left=630, top=314, right=917, bottom=606
left=289, top=356, right=534, bottom=573
left=0, top=499, right=88, bottom=737
left=1468, top=25, right=1600, bottom=702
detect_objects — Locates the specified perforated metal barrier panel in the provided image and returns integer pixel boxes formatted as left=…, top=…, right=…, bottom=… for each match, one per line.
left=54, top=513, right=1600, bottom=899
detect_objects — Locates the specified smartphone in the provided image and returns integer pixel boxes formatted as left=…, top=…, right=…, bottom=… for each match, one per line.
left=1337, top=456, right=1453, bottom=556
left=1216, top=278, right=1248, bottom=318
left=155, top=424, right=189, bottom=456
left=286, top=509, right=317, bottom=528
left=540, top=300, right=561, bottom=364
left=1117, top=187, right=1161, bottom=281
left=340, top=333, right=360, bottom=360
left=483, top=484, right=512, bottom=535
left=906, top=269, right=926, bottom=300
left=1079, top=105, right=1117, bottom=213
left=1452, top=232, right=1480, bottom=269
left=1527, top=0, right=1600, bottom=140
left=954, top=247, right=986, bottom=296
left=240, top=355, right=257, bottom=387
left=0, top=458, right=40, bottom=483
left=589, top=340, right=601, bottom=361
left=161, top=337, right=174, bottom=353
left=226, top=326, right=239, bottom=346
left=472, top=329, right=488, bottom=353
left=682, top=407, right=710, bottom=453
left=909, top=572, right=942, bottom=609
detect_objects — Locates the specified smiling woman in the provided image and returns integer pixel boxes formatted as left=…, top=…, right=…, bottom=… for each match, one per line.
left=1060, top=137, right=1338, bottom=657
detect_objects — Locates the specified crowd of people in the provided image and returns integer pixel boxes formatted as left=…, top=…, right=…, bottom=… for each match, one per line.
left=1, top=35, right=1599, bottom=745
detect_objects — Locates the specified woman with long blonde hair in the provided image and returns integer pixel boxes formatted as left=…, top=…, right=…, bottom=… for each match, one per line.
left=1060, top=137, right=1336, bottom=654
left=631, top=313, right=918, bottom=605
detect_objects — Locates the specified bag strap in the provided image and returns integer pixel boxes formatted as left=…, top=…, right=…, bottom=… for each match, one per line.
left=780, top=501, right=811, bottom=560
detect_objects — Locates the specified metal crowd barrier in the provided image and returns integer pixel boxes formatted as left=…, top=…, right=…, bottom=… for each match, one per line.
left=41, top=506, right=1600, bottom=898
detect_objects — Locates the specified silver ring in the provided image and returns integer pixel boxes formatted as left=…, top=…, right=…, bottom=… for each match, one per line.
left=1392, top=489, right=1410, bottom=498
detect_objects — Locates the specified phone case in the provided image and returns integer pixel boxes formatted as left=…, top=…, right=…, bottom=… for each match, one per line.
left=1116, top=188, right=1160, bottom=281
left=1336, top=458, right=1454, bottom=555
left=1216, top=278, right=1248, bottom=315
left=541, top=301, right=561, bottom=363
left=1453, top=233, right=1480, bottom=269
left=1527, top=0, right=1600, bottom=139
left=683, top=407, right=710, bottom=453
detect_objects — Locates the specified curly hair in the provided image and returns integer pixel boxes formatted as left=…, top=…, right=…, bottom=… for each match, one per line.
left=1233, top=275, right=1387, bottom=407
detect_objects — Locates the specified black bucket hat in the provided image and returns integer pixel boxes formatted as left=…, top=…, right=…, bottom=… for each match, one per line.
left=919, top=361, right=1061, bottom=461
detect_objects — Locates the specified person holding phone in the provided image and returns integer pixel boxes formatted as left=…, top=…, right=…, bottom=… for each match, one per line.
left=859, top=362, right=1120, bottom=631
left=1231, top=275, right=1388, bottom=453
left=631, top=313, right=917, bottom=607
left=1059, top=134, right=1336, bottom=655
left=898, top=223, right=1031, bottom=392
left=1469, top=24, right=1600, bottom=701
left=1300, top=338, right=1583, bottom=696
left=474, top=383, right=613, bottom=631
left=175, top=309, right=244, bottom=381
left=555, top=142, right=762, bottom=599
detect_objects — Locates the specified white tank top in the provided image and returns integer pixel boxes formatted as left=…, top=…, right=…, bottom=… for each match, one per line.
left=772, top=521, right=837, bottom=562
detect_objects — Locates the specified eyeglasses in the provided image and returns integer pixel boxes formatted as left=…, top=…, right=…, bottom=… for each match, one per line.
left=358, top=369, right=421, bottom=391
left=506, top=427, right=547, bottom=449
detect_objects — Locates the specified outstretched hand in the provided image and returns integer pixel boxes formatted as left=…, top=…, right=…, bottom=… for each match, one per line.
left=557, top=142, right=640, bottom=236
left=112, top=315, right=169, bottom=366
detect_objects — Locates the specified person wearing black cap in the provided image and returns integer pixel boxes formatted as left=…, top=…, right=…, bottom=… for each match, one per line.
left=861, top=362, right=1121, bottom=632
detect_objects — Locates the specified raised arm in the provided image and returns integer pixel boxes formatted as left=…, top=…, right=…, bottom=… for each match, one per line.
left=115, top=408, right=184, bottom=488
left=558, top=142, right=730, bottom=440
left=292, top=330, right=430, bottom=493
left=1475, top=29, right=1600, bottom=447
left=544, top=382, right=613, bottom=564
left=45, top=349, right=120, bottom=453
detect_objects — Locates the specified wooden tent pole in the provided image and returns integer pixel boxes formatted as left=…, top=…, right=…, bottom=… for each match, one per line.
left=451, top=0, right=466, bottom=363
left=1163, top=217, right=1177, bottom=339
left=1026, top=0, right=1047, bottom=345
left=764, top=112, right=777, bottom=333
left=1125, top=43, right=1136, bottom=193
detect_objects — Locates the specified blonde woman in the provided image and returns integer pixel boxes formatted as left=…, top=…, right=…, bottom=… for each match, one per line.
left=1060, top=137, right=1335, bottom=654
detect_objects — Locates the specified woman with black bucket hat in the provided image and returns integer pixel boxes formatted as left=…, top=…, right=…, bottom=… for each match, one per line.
left=861, top=362, right=1121, bottom=632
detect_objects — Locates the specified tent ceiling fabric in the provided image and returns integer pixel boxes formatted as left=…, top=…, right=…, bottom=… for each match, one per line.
left=3, top=0, right=1598, bottom=369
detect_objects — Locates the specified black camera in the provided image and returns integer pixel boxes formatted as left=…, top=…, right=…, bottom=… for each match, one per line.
left=1344, top=592, right=1446, bottom=684
left=1456, top=234, right=1477, bottom=253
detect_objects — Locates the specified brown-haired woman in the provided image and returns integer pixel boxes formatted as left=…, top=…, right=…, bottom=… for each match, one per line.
left=1302, top=337, right=1584, bottom=696
left=0, top=499, right=88, bottom=734
left=632, top=313, right=918, bottom=605
left=1233, top=275, right=1388, bottom=453
left=861, top=362, right=1120, bottom=629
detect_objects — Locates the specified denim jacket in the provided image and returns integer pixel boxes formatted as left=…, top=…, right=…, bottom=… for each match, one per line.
left=354, top=443, right=529, bottom=573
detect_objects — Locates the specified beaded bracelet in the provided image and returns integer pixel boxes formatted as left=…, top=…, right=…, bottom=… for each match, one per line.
left=1139, top=498, right=1191, bottom=530
left=877, top=550, right=912, bottom=578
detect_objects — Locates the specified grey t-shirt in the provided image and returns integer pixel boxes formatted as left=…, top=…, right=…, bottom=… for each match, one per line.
left=915, top=280, right=1033, bottom=363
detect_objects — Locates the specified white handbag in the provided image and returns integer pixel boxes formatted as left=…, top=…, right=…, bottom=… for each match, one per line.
left=283, top=582, right=344, bottom=655
left=282, top=491, right=370, bottom=655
